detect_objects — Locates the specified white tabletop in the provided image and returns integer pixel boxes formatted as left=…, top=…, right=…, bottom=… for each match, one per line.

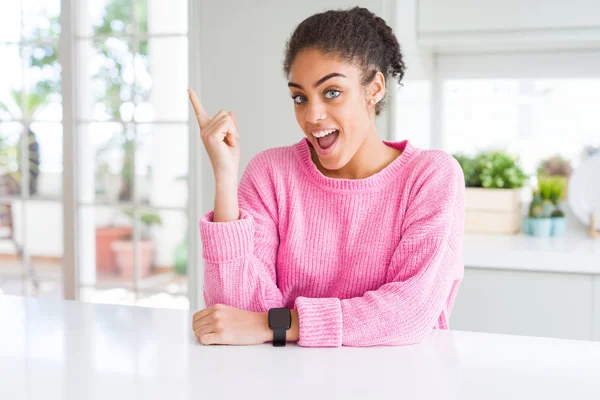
left=1, top=295, right=600, bottom=400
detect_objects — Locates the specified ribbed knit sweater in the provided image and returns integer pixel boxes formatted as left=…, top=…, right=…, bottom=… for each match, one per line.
left=200, top=138, right=465, bottom=347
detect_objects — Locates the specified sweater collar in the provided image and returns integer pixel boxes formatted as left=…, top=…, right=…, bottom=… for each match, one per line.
left=293, top=137, right=415, bottom=192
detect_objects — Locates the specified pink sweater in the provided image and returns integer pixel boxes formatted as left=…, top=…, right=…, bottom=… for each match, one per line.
left=200, top=138, right=465, bottom=347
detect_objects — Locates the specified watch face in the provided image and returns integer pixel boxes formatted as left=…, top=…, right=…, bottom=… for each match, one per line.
left=268, top=308, right=291, bottom=329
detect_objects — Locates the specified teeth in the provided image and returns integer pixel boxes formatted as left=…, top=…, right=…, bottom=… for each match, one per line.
left=312, top=129, right=337, bottom=138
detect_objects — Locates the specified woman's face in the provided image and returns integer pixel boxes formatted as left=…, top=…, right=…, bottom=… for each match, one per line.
left=288, top=49, right=381, bottom=171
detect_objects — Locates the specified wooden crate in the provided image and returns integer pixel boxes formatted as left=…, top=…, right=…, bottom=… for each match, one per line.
left=465, top=188, right=521, bottom=234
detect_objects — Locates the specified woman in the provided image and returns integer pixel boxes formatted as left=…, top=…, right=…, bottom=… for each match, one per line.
left=190, top=7, right=465, bottom=347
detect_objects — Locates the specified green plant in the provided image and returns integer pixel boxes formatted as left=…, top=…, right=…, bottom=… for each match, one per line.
left=550, top=180, right=565, bottom=205
left=452, top=151, right=528, bottom=189
left=528, top=192, right=545, bottom=218
left=538, top=176, right=566, bottom=204
left=0, top=136, right=17, bottom=172
left=478, top=152, right=528, bottom=189
left=537, top=176, right=566, bottom=218
left=452, top=154, right=480, bottom=187
left=538, top=177, right=553, bottom=202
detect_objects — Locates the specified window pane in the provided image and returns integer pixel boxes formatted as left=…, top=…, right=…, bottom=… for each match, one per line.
left=139, top=0, right=188, bottom=35
left=23, top=42, right=62, bottom=122
left=29, top=122, right=62, bottom=198
left=0, top=123, right=24, bottom=196
left=22, top=0, right=61, bottom=41
left=78, top=206, right=188, bottom=309
left=136, top=209, right=188, bottom=309
left=443, top=79, right=600, bottom=174
left=136, top=124, right=188, bottom=208
left=0, top=200, right=23, bottom=295
left=0, top=45, right=24, bottom=121
left=0, top=2, right=22, bottom=42
left=79, top=122, right=133, bottom=203
left=135, top=37, right=188, bottom=122
left=25, top=200, right=63, bottom=297
left=0, top=200, right=61, bottom=297
left=76, top=39, right=135, bottom=122
left=77, top=0, right=135, bottom=37
left=394, top=80, right=431, bottom=149
left=78, top=206, right=134, bottom=289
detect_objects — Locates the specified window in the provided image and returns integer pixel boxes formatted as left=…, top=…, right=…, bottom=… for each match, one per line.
left=394, top=80, right=432, bottom=150
left=400, top=51, right=600, bottom=175
left=0, top=0, right=63, bottom=297
left=443, top=78, right=600, bottom=174
left=0, top=0, right=195, bottom=310
left=74, top=0, right=190, bottom=309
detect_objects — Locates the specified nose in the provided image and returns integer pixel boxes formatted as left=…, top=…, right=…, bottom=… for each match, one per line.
left=304, top=100, right=327, bottom=124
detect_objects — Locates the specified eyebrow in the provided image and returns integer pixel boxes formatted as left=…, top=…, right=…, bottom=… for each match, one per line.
left=287, top=72, right=346, bottom=90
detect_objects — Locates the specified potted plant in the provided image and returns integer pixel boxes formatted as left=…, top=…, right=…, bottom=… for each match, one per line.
left=537, top=155, right=572, bottom=200
left=111, top=210, right=162, bottom=279
left=523, top=176, right=567, bottom=237
left=545, top=176, right=567, bottom=236
left=95, top=222, right=133, bottom=275
left=453, top=151, right=528, bottom=234
left=523, top=192, right=551, bottom=236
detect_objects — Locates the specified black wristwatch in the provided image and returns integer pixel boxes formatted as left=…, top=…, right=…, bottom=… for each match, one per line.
left=268, top=308, right=291, bottom=347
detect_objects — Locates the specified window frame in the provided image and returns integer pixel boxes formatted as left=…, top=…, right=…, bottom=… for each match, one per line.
left=58, top=0, right=200, bottom=309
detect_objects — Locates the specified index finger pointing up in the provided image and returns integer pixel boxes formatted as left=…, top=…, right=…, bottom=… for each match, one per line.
left=188, top=88, right=210, bottom=128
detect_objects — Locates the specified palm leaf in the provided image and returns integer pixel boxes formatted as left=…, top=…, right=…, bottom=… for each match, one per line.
left=0, top=102, right=12, bottom=119
left=9, top=82, right=53, bottom=121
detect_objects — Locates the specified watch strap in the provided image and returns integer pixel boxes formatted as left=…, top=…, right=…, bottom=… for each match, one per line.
left=273, top=328, right=287, bottom=347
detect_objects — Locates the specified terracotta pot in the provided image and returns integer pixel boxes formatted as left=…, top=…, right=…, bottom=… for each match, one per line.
left=95, top=226, right=133, bottom=274
left=111, top=240, right=154, bottom=279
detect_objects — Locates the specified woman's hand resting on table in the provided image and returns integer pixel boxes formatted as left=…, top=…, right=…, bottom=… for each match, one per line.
left=192, top=304, right=271, bottom=346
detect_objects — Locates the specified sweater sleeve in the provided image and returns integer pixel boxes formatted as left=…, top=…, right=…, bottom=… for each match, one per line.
left=199, top=152, right=284, bottom=312
left=294, top=154, right=465, bottom=347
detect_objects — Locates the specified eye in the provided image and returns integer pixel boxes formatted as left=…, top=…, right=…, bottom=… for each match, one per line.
left=291, top=94, right=307, bottom=104
left=324, top=90, right=340, bottom=99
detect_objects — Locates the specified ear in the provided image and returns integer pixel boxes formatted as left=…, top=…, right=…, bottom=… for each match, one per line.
left=368, top=71, right=386, bottom=105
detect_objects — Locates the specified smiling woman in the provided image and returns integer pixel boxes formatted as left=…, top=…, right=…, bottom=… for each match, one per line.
left=285, top=49, right=401, bottom=179
left=192, top=7, right=465, bottom=348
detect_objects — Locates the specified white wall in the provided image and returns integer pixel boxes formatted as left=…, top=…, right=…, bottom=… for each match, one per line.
left=418, top=0, right=600, bottom=33
left=417, top=0, right=600, bottom=52
left=392, top=0, right=434, bottom=149
left=0, top=201, right=63, bottom=257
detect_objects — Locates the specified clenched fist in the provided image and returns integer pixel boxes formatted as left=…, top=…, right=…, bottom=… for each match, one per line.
left=192, top=304, right=271, bottom=346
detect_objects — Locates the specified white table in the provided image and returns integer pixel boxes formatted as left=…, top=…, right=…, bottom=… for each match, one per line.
left=1, top=295, right=600, bottom=400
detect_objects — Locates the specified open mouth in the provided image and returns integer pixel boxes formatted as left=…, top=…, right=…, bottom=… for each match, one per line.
left=315, top=129, right=340, bottom=151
